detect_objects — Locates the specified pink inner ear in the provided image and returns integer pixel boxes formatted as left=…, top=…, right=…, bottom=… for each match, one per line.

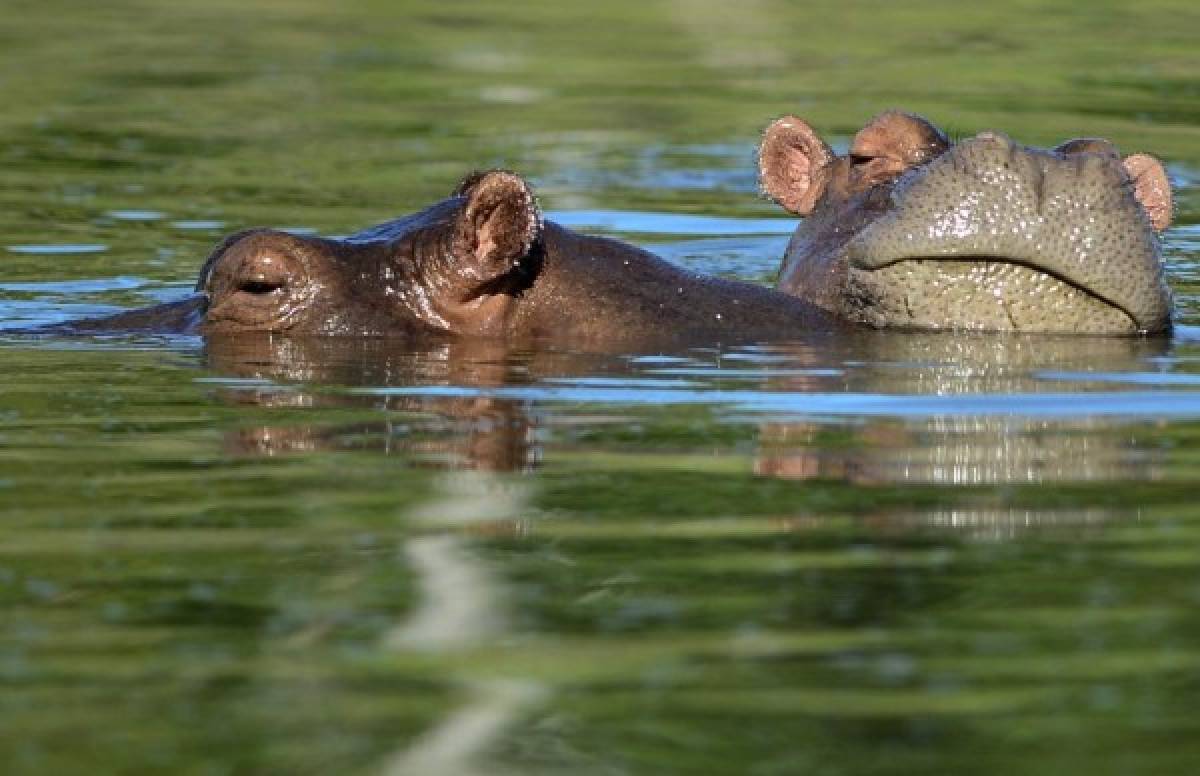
left=475, top=232, right=500, bottom=264
left=475, top=200, right=532, bottom=267
left=1123, top=154, right=1173, bottom=232
left=758, top=117, right=832, bottom=216
left=783, top=154, right=814, bottom=201
left=460, top=171, right=542, bottom=277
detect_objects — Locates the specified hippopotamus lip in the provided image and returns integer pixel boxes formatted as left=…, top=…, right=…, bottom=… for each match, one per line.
left=847, top=253, right=1167, bottom=333
left=849, top=251, right=1104, bottom=292
left=837, top=205, right=1152, bottom=322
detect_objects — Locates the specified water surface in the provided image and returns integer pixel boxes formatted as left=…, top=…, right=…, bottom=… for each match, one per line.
left=2, top=2, right=1200, bottom=774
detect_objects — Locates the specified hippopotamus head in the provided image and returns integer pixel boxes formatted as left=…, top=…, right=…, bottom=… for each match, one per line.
left=758, top=111, right=1174, bottom=334
left=194, top=169, right=543, bottom=337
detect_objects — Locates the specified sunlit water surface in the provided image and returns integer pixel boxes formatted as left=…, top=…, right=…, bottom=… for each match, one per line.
left=3, top=2, right=1200, bottom=774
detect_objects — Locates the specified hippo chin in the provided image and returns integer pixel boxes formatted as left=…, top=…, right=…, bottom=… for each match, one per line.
left=61, top=170, right=833, bottom=346
left=758, top=111, right=1174, bottom=335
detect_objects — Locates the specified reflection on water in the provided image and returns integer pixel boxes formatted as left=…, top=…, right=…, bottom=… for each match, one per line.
left=200, top=332, right=1191, bottom=526
left=382, top=473, right=545, bottom=776
left=881, top=508, right=1119, bottom=542
left=756, top=334, right=1171, bottom=488
left=206, top=337, right=569, bottom=471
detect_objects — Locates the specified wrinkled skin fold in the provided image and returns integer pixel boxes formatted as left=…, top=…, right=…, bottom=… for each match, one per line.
left=758, top=111, right=1175, bottom=335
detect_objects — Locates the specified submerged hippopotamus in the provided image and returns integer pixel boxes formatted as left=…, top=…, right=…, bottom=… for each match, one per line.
left=63, top=170, right=832, bottom=346
left=757, top=111, right=1174, bottom=334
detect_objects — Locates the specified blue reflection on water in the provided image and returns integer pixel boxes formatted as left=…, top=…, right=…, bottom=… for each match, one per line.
left=353, top=384, right=1200, bottom=419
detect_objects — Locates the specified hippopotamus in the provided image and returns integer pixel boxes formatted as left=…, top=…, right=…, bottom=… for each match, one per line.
left=55, top=170, right=833, bottom=346
left=757, top=111, right=1174, bottom=334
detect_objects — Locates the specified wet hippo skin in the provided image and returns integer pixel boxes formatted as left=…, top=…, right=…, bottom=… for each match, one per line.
left=55, top=170, right=835, bottom=347
left=758, top=111, right=1175, bottom=334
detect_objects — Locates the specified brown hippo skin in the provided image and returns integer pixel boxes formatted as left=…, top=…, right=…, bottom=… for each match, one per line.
left=60, top=170, right=834, bottom=346
left=758, top=111, right=1175, bottom=334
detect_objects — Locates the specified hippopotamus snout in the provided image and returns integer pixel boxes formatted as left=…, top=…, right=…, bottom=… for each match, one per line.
left=844, top=131, right=1172, bottom=333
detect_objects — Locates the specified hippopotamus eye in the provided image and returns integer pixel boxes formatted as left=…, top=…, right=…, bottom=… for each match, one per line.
left=230, top=252, right=291, bottom=297
left=849, top=153, right=876, bottom=166
left=238, top=279, right=285, bottom=295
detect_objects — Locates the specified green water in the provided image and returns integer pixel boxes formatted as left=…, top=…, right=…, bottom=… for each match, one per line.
left=3, top=1, right=1200, bottom=773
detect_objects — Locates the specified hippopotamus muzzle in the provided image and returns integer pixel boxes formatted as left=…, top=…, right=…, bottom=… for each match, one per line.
left=844, top=131, right=1172, bottom=333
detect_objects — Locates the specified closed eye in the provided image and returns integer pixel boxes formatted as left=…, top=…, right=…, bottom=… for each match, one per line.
left=239, top=280, right=284, bottom=295
left=849, top=153, right=876, bottom=165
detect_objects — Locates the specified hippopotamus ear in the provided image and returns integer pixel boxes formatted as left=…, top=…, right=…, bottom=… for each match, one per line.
left=758, top=116, right=834, bottom=216
left=454, top=169, right=542, bottom=278
left=1122, top=154, right=1173, bottom=232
